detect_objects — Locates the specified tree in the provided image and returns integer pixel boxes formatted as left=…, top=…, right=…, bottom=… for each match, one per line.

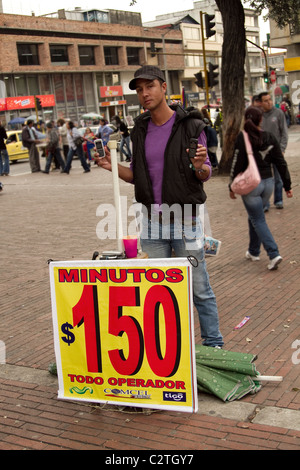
left=215, top=0, right=299, bottom=173
left=215, top=0, right=246, bottom=173
left=130, top=0, right=298, bottom=172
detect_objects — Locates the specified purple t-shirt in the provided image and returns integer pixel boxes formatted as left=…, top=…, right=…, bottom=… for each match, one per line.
left=132, top=112, right=211, bottom=205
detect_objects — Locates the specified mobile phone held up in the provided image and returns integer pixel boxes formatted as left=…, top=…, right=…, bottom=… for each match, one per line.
left=94, top=139, right=105, bottom=158
left=189, top=138, right=198, bottom=159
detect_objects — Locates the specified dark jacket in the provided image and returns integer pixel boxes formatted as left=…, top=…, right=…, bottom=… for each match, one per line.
left=22, top=126, right=37, bottom=149
left=130, top=105, right=207, bottom=209
left=47, top=128, right=59, bottom=152
left=230, top=130, right=291, bottom=191
left=119, top=121, right=130, bottom=138
left=0, top=126, right=7, bottom=150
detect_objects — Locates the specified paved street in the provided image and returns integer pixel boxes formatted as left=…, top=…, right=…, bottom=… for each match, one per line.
left=0, top=126, right=299, bottom=451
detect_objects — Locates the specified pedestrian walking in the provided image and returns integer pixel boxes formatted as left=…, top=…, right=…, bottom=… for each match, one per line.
left=0, top=121, right=10, bottom=176
left=203, top=118, right=218, bottom=169
left=57, top=119, right=69, bottom=162
left=112, top=115, right=132, bottom=162
left=258, top=92, right=288, bottom=210
left=96, top=65, right=223, bottom=348
left=229, top=106, right=293, bottom=270
left=96, top=118, right=114, bottom=148
left=62, top=121, right=90, bottom=174
left=42, top=122, right=65, bottom=174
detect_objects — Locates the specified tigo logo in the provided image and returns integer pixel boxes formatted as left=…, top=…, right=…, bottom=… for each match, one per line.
left=163, top=392, right=186, bottom=402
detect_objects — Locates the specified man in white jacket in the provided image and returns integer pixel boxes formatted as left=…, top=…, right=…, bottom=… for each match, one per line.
left=258, top=92, right=288, bottom=209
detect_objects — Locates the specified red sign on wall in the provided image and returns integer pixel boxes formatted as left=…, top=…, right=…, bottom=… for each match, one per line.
left=0, top=98, right=6, bottom=112
left=100, top=86, right=123, bottom=98
left=5, top=94, right=56, bottom=111
left=6, top=96, right=35, bottom=110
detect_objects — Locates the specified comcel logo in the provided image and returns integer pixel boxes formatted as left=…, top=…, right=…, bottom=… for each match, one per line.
left=104, top=388, right=151, bottom=399
left=163, top=391, right=186, bottom=402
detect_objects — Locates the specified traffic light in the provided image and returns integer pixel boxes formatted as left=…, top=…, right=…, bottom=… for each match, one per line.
left=269, top=67, right=276, bottom=84
left=150, top=42, right=156, bottom=57
left=205, top=14, right=216, bottom=38
left=194, top=71, right=204, bottom=88
left=208, top=62, right=219, bottom=88
left=35, top=96, right=42, bottom=110
left=263, top=72, right=269, bottom=84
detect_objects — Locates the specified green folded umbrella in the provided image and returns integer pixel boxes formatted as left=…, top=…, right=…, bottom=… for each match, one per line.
left=195, top=345, right=262, bottom=401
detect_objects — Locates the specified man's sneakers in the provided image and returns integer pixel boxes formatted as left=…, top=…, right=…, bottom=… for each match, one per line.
left=267, top=256, right=282, bottom=270
left=245, top=251, right=260, bottom=261
left=246, top=251, right=283, bottom=270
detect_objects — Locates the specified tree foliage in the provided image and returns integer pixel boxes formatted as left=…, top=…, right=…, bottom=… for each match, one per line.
left=247, top=0, right=300, bottom=29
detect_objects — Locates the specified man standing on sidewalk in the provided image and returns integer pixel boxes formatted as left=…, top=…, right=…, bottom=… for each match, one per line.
left=22, top=119, right=41, bottom=173
left=258, top=92, right=288, bottom=209
left=96, top=65, right=223, bottom=349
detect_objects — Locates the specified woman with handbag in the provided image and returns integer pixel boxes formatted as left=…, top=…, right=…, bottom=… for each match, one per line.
left=62, top=121, right=91, bottom=174
left=229, top=106, right=293, bottom=270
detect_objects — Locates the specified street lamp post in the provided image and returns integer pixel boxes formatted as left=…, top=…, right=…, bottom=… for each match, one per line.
left=161, top=32, right=172, bottom=104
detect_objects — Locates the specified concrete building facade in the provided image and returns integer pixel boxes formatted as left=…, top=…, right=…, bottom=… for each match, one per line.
left=0, top=10, right=184, bottom=124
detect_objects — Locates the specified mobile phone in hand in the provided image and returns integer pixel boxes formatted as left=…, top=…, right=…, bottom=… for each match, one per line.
left=94, top=139, right=105, bottom=158
left=189, top=138, right=198, bottom=159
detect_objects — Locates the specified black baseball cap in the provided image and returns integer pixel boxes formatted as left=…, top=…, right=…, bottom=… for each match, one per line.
left=129, top=65, right=165, bottom=90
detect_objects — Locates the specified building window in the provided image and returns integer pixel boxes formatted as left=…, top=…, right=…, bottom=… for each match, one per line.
left=126, top=47, right=140, bottom=65
left=50, top=45, right=69, bottom=65
left=78, top=46, right=95, bottom=65
left=184, top=55, right=203, bottom=68
left=40, top=75, right=52, bottom=95
left=104, top=47, right=119, bottom=65
left=104, top=72, right=120, bottom=86
left=17, top=44, right=39, bottom=66
left=27, top=75, right=39, bottom=95
left=182, top=27, right=200, bottom=40
left=14, top=75, right=27, bottom=96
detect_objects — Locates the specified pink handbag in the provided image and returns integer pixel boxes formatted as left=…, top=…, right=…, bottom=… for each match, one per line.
left=231, top=131, right=261, bottom=195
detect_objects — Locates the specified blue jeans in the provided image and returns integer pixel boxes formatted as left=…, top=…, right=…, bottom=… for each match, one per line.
left=120, top=136, right=132, bottom=160
left=242, top=178, right=279, bottom=260
left=45, top=148, right=65, bottom=173
left=140, top=215, right=223, bottom=347
left=273, top=164, right=283, bottom=205
left=265, top=165, right=283, bottom=209
left=0, top=149, right=10, bottom=175
left=64, top=144, right=90, bottom=173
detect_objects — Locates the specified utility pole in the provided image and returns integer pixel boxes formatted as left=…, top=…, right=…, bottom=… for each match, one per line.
left=200, top=11, right=210, bottom=110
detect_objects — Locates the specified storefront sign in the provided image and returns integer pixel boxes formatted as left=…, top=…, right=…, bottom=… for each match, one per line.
left=284, top=57, right=300, bottom=72
left=100, top=100, right=126, bottom=107
left=0, top=98, right=6, bottom=112
left=49, top=258, right=198, bottom=413
left=100, top=86, right=123, bottom=98
left=5, top=94, right=55, bottom=111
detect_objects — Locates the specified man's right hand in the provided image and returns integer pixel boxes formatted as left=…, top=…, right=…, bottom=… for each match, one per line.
left=95, top=146, right=112, bottom=171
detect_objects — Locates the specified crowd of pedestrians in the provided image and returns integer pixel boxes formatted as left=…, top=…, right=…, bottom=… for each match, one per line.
left=0, top=116, right=133, bottom=178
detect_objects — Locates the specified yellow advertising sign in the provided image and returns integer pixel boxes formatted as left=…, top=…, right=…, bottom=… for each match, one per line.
left=49, top=258, right=198, bottom=413
left=284, top=57, right=300, bottom=72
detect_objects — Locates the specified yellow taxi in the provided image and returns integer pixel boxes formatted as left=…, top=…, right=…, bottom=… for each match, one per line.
left=5, top=130, right=29, bottom=162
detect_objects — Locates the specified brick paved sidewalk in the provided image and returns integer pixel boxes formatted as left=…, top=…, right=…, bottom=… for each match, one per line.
left=0, top=127, right=299, bottom=450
